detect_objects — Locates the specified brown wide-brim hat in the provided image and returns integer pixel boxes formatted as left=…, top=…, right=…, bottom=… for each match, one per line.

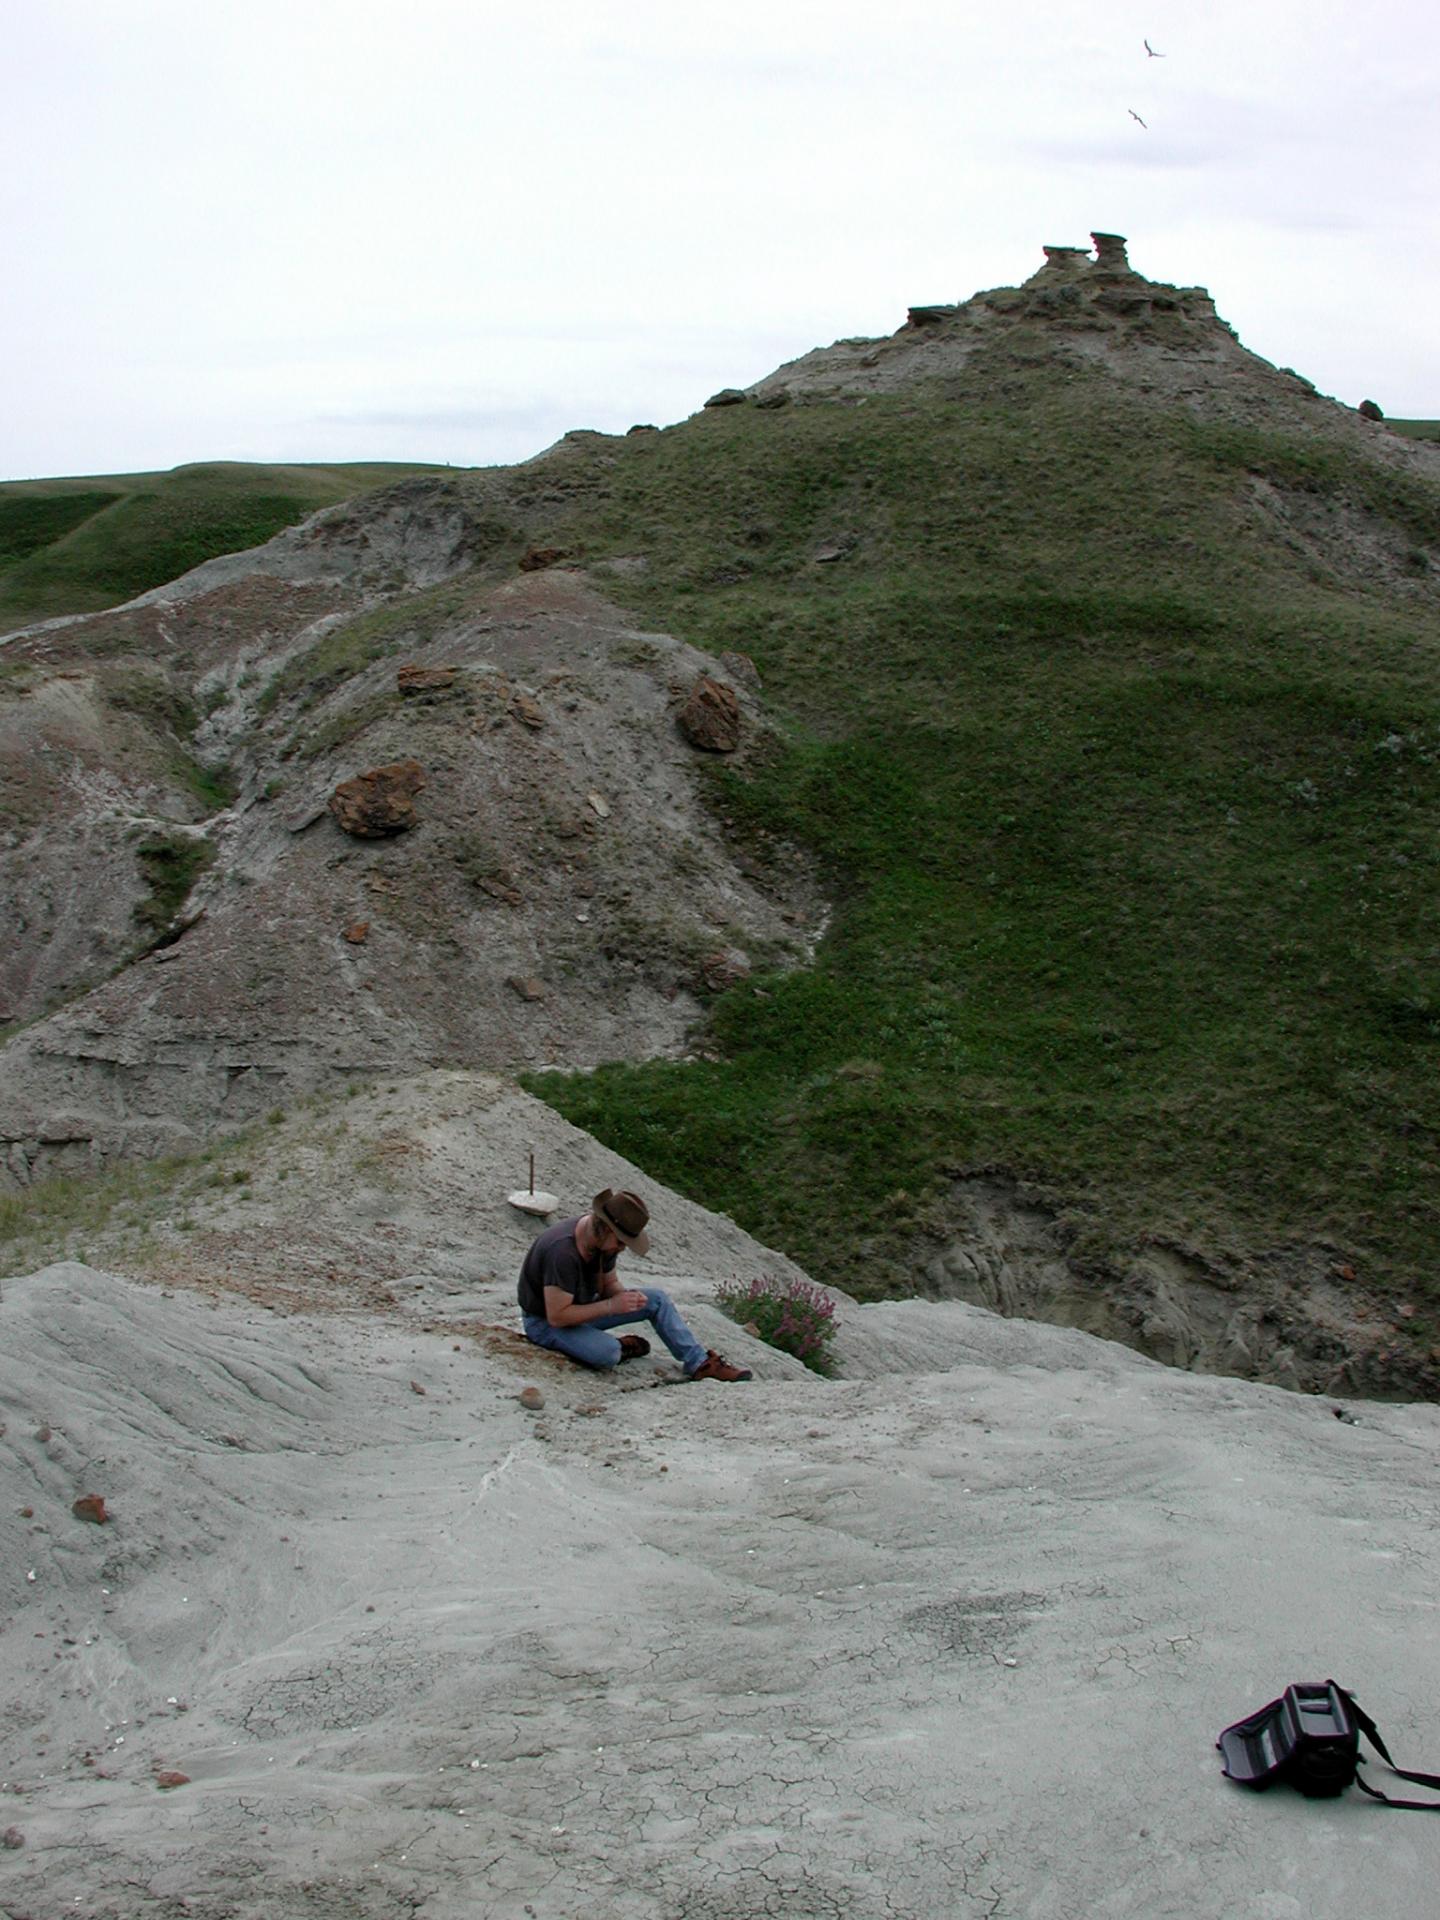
left=592, top=1187, right=651, bottom=1255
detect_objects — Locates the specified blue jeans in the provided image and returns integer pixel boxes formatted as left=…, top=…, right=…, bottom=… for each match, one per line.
left=523, top=1287, right=707, bottom=1374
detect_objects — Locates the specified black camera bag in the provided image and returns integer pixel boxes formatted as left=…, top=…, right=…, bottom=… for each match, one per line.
left=1218, top=1681, right=1440, bottom=1809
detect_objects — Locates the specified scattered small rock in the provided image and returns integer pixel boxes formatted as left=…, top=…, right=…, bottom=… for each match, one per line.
left=72, top=1494, right=109, bottom=1525
left=586, top=792, right=611, bottom=819
left=342, top=921, right=370, bottom=945
left=519, top=1386, right=545, bottom=1411
left=2, top=1826, right=24, bottom=1849
left=397, top=664, right=458, bottom=695
left=34, top=1427, right=51, bottom=1444
left=506, top=975, right=546, bottom=1003
left=155, top=1772, right=191, bottom=1791
left=20, top=1506, right=33, bottom=1518
left=719, top=649, right=762, bottom=692
left=699, top=949, right=751, bottom=993
left=410, top=1380, right=427, bottom=1396
left=510, top=692, right=545, bottom=729
left=519, top=546, right=568, bottom=572
left=704, top=388, right=748, bottom=408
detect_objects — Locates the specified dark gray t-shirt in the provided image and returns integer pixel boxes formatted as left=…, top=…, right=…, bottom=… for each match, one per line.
left=517, top=1216, right=617, bottom=1319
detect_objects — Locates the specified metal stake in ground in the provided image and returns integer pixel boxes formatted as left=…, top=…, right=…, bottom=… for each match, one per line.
left=508, top=1149, right=556, bottom=1217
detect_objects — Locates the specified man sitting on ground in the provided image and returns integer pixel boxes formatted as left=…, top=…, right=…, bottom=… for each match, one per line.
left=518, top=1188, right=751, bottom=1382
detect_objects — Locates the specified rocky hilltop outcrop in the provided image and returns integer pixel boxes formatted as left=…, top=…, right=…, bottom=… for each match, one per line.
left=751, top=228, right=1414, bottom=437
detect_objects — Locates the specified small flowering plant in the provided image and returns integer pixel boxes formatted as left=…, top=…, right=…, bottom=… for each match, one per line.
left=713, top=1274, right=839, bottom=1376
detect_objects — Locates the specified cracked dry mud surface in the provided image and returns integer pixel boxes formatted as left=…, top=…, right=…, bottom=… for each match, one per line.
left=2, top=1073, right=1436, bottom=1919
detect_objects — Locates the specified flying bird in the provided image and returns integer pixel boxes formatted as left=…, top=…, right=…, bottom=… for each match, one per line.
left=1128, top=108, right=1148, bottom=128
left=1144, top=38, right=1165, bottom=56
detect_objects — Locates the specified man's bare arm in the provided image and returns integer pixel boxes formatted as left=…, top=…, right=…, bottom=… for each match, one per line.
left=543, top=1284, right=646, bottom=1327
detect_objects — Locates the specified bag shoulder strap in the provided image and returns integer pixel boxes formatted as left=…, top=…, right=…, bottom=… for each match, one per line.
left=1336, top=1685, right=1440, bottom=1811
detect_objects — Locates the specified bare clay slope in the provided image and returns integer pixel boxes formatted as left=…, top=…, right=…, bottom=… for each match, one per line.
left=0, top=472, right=820, bottom=1179
left=2, top=1074, right=1436, bottom=1920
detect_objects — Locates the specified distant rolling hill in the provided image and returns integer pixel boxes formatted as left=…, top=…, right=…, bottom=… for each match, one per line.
left=0, top=460, right=453, bottom=633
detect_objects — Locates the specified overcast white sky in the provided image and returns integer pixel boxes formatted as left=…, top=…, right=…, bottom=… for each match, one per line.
left=3, top=0, right=1436, bottom=481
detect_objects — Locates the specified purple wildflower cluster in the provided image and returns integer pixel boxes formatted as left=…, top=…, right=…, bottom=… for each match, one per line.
left=714, top=1274, right=839, bottom=1375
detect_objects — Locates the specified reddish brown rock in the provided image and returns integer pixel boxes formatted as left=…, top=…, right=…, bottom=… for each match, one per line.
left=510, top=692, right=545, bottom=729
left=328, top=760, right=427, bottom=838
left=397, top=664, right=459, bottom=695
left=506, top=975, right=546, bottom=1003
left=155, top=1771, right=191, bottom=1791
left=519, top=546, right=568, bottom=572
left=677, top=676, right=741, bottom=753
left=72, top=1494, right=109, bottom=1525
left=699, top=949, right=751, bottom=993
left=2, top=1826, right=24, bottom=1849
left=342, top=921, right=370, bottom=945
left=518, top=1386, right=545, bottom=1411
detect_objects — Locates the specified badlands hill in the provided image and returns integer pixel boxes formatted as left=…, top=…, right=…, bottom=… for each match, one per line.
left=1, top=1072, right=1437, bottom=1920
left=3, top=232, right=1440, bottom=1397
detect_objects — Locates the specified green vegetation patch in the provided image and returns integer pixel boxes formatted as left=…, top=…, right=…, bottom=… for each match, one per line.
left=523, top=364, right=1440, bottom=1308
left=0, top=490, right=120, bottom=564
left=132, top=830, right=214, bottom=935
left=0, top=461, right=453, bottom=631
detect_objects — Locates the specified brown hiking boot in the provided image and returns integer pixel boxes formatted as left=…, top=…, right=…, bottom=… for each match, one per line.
left=617, top=1335, right=651, bottom=1362
left=688, top=1349, right=752, bottom=1383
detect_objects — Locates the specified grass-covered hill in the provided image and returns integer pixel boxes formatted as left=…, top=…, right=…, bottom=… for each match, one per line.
left=0, top=459, right=449, bottom=633
left=4, top=240, right=1438, bottom=1392
left=502, top=265, right=1440, bottom=1361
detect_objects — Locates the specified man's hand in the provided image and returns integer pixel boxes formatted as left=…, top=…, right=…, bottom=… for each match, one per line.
left=610, top=1288, right=648, bottom=1315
